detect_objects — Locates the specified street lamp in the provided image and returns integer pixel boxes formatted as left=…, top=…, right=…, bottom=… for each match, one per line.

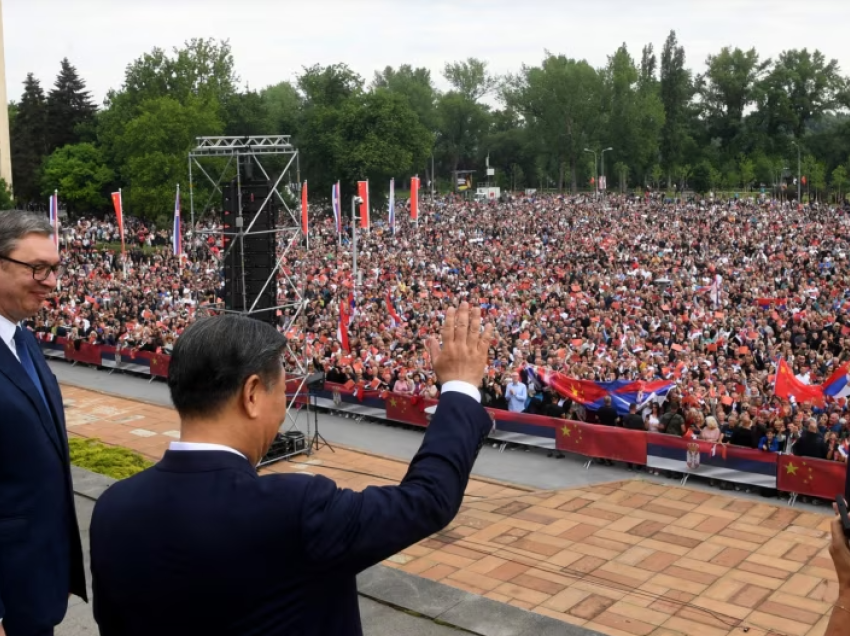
left=791, top=140, right=801, bottom=205
left=601, top=147, right=613, bottom=196
left=583, top=148, right=597, bottom=194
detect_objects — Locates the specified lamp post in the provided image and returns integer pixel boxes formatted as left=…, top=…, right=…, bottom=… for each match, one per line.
left=601, top=147, right=613, bottom=197
left=791, top=140, right=801, bottom=205
left=583, top=148, right=597, bottom=195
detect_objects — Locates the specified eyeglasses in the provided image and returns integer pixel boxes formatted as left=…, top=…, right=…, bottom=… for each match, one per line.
left=0, top=255, right=64, bottom=281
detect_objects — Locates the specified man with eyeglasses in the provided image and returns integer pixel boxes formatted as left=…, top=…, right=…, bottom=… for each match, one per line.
left=0, top=210, right=86, bottom=636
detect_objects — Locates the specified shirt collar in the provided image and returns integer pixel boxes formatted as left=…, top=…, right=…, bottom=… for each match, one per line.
left=168, top=441, right=247, bottom=460
left=0, top=314, right=18, bottom=352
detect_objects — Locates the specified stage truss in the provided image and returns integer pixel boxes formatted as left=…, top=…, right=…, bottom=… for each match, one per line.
left=187, top=136, right=311, bottom=461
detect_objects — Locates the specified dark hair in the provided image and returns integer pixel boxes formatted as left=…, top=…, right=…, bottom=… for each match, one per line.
left=167, top=315, right=287, bottom=420
left=0, top=210, right=54, bottom=257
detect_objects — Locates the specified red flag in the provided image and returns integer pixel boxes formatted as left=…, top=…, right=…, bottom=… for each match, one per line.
left=357, top=181, right=369, bottom=229
left=554, top=420, right=647, bottom=464
left=111, top=191, right=125, bottom=255
left=546, top=373, right=608, bottom=407
left=777, top=454, right=845, bottom=500
left=774, top=359, right=825, bottom=405
left=301, top=181, right=308, bottom=239
left=410, top=176, right=420, bottom=221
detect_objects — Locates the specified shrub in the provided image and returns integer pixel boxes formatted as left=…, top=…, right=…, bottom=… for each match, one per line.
left=68, top=437, right=153, bottom=480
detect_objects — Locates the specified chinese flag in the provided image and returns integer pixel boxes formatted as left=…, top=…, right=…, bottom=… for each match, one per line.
left=774, top=359, right=825, bottom=405
left=777, top=455, right=845, bottom=500
left=547, top=373, right=608, bottom=406
left=410, top=176, right=420, bottom=221
left=357, top=181, right=370, bottom=229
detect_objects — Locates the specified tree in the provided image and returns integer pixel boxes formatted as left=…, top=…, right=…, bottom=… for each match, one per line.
left=11, top=73, right=48, bottom=204
left=373, top=65, right=437, bottom=131
left=435, top=92, right=489, bottom=189
left=699, top=47, right=769, bottom=152
left=223, top=89, right=271, bottom=136
left=108, top=96, right=223, bottom=221
left=0, top=179, right=13, bottom=210
left=755, top=49, right=846, bottom=140
left=659, top=31, right=693, bottom=184
left=40, top=143, right=114, bottom=215
left=298, top=63, right=363, bottom=108
left=260, top=81, right=301, bottom=135
left=738, top=154, right=756, bottom=191
left=831, top=164, right=847, bottom=203
left=46, top=58, right=97, bottom=153
left=506, top=54, right=603, bottom=192
left=443, top=58, right=497, bottom=102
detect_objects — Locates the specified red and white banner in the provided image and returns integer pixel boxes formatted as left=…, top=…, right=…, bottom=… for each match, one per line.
left=357, top=180, right=370, bottom=229
left=110, top=190, right=125, bottom=255
left=410, top=176, right=420, bottom=221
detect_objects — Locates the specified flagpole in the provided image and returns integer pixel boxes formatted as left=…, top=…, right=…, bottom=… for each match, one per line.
left=337, top=182, right=342, bottom=249
left=119, top=188, right=127, bottom=277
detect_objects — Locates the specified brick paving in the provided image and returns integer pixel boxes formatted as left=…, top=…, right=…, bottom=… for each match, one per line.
left=62, top=385, right=839, bottom=636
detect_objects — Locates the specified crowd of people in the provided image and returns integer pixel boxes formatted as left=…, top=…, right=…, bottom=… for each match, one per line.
left=26, top=192, right=850, bottom=466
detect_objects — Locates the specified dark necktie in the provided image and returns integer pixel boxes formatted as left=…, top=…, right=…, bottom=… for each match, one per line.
left=14, top=326, right=51, bottom=415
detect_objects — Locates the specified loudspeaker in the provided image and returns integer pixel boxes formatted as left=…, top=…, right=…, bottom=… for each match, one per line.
left=222, top=178, right=279, bottom=325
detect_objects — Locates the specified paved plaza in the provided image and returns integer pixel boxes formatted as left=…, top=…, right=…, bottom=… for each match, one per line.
left=61, top=384, right=839, bottom=636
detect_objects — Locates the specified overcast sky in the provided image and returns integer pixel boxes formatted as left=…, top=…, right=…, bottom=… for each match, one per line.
left=5, top=0, right=850, bottom=107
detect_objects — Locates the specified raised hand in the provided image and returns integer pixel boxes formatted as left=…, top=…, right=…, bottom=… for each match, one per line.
left=426, top=302, right=494, bottom=388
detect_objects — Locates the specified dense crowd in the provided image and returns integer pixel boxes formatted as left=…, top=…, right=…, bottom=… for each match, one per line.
left=26, top=193, right=850, bottom=461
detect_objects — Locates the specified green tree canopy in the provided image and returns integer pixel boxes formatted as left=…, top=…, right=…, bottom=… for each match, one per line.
left=41, top=143, right=114, bottom=215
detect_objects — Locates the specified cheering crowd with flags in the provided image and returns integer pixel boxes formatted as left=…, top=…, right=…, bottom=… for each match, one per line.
left=26, top=186, right=850, bottom=468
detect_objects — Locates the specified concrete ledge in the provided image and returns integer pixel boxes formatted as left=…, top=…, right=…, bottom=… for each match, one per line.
left=72, top=467, right=602, bottom=636
left=358, top=566, right=602, bottom=636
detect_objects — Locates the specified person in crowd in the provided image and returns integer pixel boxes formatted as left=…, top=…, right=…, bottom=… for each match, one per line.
left=730, top=414, right=757, bottom=448
left=646, top=403, right=661, bottom=433
left=596, top=396, right=619, bottom=426
left=758, top=428, right=780, bottom=453
left=90, top=304, right=496, bottom=635
left=795, top=421, right=828, bottom=459
left=505, top=372, right=527, bottom=413
left=0, top=211, right=87, bottom=636
left=701, top=416, right=722, bottom=443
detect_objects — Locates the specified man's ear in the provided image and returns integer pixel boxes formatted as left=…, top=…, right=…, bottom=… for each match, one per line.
left=241, top=375, right=263, bottom=419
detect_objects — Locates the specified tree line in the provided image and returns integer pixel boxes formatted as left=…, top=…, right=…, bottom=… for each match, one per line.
left=8, top=32, right=850, bottom=224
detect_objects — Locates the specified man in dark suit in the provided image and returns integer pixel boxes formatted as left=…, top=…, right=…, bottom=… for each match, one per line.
left=90, top=303, right=495, bottom=636
left=0, top=211, right=87, bottom=636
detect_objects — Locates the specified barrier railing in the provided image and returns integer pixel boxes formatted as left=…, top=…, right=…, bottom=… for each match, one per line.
left=38, top=336, right=846, bottom=503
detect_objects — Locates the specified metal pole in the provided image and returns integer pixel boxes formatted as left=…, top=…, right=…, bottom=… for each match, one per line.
left=601, top=147, right=612, bottom=199
left=188, top=154, right=195, bottom=232
left=797, top=145, right=801, bottom=205
left=351, top=196, right=358, bottom=298
left=237, top=152, right=247, bottom=314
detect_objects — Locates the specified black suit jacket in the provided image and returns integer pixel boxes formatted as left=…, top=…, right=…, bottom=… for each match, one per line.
left=90, top=391, right=492, bottom=636
left=0, top=327, right=87, bottom=634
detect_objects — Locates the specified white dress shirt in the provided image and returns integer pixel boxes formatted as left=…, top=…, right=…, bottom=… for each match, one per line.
left=0, top=313, right=20, bottom=361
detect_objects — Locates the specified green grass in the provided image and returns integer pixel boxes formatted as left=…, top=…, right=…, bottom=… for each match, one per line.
left=68, top=437, right=154, bottom=480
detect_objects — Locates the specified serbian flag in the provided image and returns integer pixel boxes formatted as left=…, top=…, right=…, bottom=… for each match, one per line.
left=357, top=180, right=370, bottom=229
left=386, top=293, right=403, bottom=327
left=48, top=191, right=59, bottom=247
left=823, top=361, right=850, bottom=399
left=388, top=178, right=396, bottom=234
left=172, top=184, right=182, bottom=256
left=331, top=181, right=341, bottom=236
left=111, top=190, right=125, bottom=255
left=410, top=176, right=420, bottom=221
left=301, top=181, right=308, bottom=239
left=775, top=358, right=825, bottom=405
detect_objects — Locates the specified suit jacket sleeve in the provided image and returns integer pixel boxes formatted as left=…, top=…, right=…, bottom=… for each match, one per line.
left=299, top=391, right=491, bottom=574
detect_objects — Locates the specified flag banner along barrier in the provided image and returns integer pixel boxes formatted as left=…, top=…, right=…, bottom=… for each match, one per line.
left=646, top=433, right=778, bottom=488
left=33, top=338, right=849, bottom=498
left=777, top=454, right=846, bottom=500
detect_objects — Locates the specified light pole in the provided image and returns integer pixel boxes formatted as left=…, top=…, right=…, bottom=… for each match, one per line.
left=583, top=148, right=597, bottom=195
left=791, top=141, right=801, bottom=205
left=601, top=147, right=613, bottom=197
